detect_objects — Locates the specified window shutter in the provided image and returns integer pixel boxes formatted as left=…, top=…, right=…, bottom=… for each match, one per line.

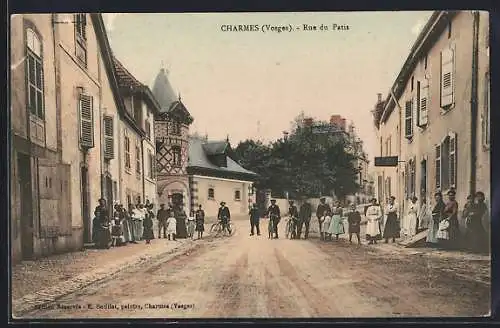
left=441, top=138, right=450, bottom=191
left=405, top=100, right=413, bottom=138
left=419, top=80, right=429, bottom=126
left=449, top=133, right=457, bottom=189
left=435, top=144, right=441, bottom=189
left=440, top=47, right=455, bottom=108
left=103, top=116, right=114, bottom=159
left=79, top=94, right=94, bottom=148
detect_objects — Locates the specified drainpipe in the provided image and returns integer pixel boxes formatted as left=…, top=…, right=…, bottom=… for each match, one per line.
left=470, top=11, right=479, bottom=196
left=389, top=90, right=404, bottom=219
left=97, top=39, right=105, bottom=200
left=141, top=136, right=146, bottom=203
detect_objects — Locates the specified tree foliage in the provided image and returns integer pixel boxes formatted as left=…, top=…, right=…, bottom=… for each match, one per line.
left=233, top=115, right=360, bottom=200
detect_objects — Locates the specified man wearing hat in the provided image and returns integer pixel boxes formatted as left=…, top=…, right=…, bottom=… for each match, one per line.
left=316, top=197, right=331, bottom=241
left=288, top=200, right=299, bottom=239
left=266, top=199, right=281, bottom=239
left=298, top=197, right=312, bottom=239
left=157, top=204, right=169, bottom=238
left=217, top=201, right=232, bottom=234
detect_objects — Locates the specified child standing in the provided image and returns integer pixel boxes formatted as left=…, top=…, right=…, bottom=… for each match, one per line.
left=322, top=209, right=332, bottom=241
left=347, top=204, right=362, bottom=244
left=111, top=214, right=123, bottom=247
left=187, top=210, right=196, bottom=239
left=166, top=215, right=177, bottom=241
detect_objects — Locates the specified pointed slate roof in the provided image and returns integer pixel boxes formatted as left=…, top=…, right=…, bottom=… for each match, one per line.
left=152, top=68, right=178, bottom=113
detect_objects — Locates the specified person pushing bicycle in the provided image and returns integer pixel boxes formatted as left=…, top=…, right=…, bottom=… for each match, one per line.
left=288, top=200, right=300, bottom=239
left=266, top=199, right=281, bottom=239
left=217, top=201, right=232, bottom=234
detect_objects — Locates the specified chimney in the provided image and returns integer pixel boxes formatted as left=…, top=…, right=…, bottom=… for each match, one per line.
left=377, top=93, right=382, bottom=103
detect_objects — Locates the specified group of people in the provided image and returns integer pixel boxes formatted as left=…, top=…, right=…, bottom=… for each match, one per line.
left=363, top=188, right=489, bottom=252
left=92, top=199, right=209, bottom=248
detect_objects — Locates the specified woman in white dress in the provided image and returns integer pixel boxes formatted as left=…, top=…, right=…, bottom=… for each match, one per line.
left=166, top=214, right=177, bottom=241
left=405, top=196, right=419, bottom=238
left=365, top=198, right=382, bottom=244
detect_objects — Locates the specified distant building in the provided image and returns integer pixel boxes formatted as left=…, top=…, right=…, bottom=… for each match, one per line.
left=373, top=11, right=490, bottom=234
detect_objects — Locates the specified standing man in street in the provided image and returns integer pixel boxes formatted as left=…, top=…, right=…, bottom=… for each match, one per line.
left=218, top=201, right=232, bottom=234
left=249, top=203, right=261, bottom=236
left=316, top=197, right=331, bottom=240
left=288, top=200, right=299, bottom=239
left=266, top=199, right=281, bottom=239
left=157, top=204, right=168, bottom=238
left=298, top=197, right=312, bottom=239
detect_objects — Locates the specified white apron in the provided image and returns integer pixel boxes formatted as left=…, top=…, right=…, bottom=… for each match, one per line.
left=365, top=205, right=382, bottom=237
left=166, top=217, right=177, bottom=234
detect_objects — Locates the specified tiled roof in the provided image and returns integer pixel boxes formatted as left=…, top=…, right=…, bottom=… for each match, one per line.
left=188, top=137, right=258, bottom=177
left=113, top=57, right=144, bottom=89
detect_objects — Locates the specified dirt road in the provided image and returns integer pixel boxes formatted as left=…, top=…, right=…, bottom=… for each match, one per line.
left=23, top=218, right=490, bottom=319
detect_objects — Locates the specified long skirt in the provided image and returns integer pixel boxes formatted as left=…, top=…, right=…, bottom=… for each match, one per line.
left=121, top=219, right=132, bottom=242
left=321, top=217, right=331, bottom=234
left=383, top=213, right=400, bottom=239
left=366, top=218, right=381, bottom=240
left=328, top=215, right=345, bottom=235
left=142, top=225, right=155, bottom=240
left=405, top=213, right=418, bottom=237
left=187, top=220, right=195, bottom=237
left=426, top=217, right=439, bottom=244
left=195, top=220, right=205, bottom=232
left=439, top=218, right=460, bottom=248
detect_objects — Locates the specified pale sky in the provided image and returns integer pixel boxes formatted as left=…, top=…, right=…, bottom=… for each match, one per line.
left=104, top=11, right=432, bottom=164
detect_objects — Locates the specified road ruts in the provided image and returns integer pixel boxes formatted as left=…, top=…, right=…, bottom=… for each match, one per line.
left=23, top=219, right=490, bottom=319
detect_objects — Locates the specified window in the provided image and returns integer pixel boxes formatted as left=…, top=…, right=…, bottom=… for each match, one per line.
left=26, top=28, right=44, bottom=120
left=124, top=135, right=131, bottom=170
left=172, top=122, right=181, bottom=136
left=172, top=146, right=181, bottom=167
left=424, top=55, right=428, bottom=70
left=435, top=133, right=457, bottom=191
left=235, top=190, right=241, bottom=201
left=417, top=79, right=429, bottom=127
left=404, top=100, right=413, bottom=139
left=377, top=175, right=383, bottom=202
left=148, top=150, right=155, bottom=179
left=74, top=14, right=87, bottom=66
left=482, top=72, right=490, bottom=148
left=420, top=159, right=427, bottom=198
left=208, top=188, right=215, bottom=199
left=385, top=177, right=391, bottom=201
left=103, top=116, right=114, bottom=159
left=78, top=92, right=94, bottom=148
left=411, top=76, right=414, bottom=91
left=133, top=96, right=142, bottom=123
left=407, top=158, right=416, bottom=198
left=440, top=47, right=455, bottom=108
left=435, top=144, right=441, bottom=189
left=145, top=120, right=151, bottom=140
left=136, top=144, right=141, bottom=174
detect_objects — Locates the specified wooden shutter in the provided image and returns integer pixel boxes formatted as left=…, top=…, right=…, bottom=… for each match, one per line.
left=405, top=100, right=413, bottom=138
left=103, top=116, right=114, bottom=159
left=79, top=94, right=94, bottom=148
left=440, top=47, right=455, bottom=108
left=419, top=80, right=429, bottom=126
left=441, top=137, right=450, bottom=191
left=449, top=132, right=457, bottom=189
left=435, top=144, right=441, bottom=189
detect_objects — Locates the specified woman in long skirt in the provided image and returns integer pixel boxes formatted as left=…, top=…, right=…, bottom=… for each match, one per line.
left=383, top=196, right=400, bottom=243
left=405, top=196, right=419, bottom=238
left=142, top=213, right=154, bottom=244
left=427, top=192, right=445, bottom=245
left=365, top=198, right=382, bottom=244
left=439, top=189, right=460, bottom=249
left=328, top=201, right=345, bottom=240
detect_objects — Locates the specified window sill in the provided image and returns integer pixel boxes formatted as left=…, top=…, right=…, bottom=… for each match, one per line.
left=417, top=124, right=428, bottom=132
left=440, top=104, right=455, bottom=115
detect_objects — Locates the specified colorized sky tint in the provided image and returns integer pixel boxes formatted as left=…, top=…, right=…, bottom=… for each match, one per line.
left=103, top=11, right=433, bottom=164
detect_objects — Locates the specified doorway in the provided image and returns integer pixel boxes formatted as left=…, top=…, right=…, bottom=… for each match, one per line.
left=171, top=193, right=183, bottom=207
left=18, top=153, right=34, bottom=260
left=81, top=166, right=91, bottom=243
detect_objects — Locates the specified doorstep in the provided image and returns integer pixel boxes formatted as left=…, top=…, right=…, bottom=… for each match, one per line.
left=11, top=238, right=192, bottom=318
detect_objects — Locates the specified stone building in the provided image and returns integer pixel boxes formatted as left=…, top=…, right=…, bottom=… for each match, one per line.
left=152, top=68, right=194, bottom=213
left=113, top=57, right=160, bottom=207
left=373, top=11, right=490, bottom=236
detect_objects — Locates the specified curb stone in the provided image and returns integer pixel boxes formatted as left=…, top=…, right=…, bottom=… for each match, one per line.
left=11, top=240, right=194, bottom=317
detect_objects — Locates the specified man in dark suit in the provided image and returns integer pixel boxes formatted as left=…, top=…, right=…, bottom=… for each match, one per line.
left=316, top=197, right=331, bottom=240
left=266, top=199, right=281, bottom=239
left=298, top=198, right=312, bottom=239
left=249, top=203, right=261, bottom=236
left=217, top=201, right=232, bottom=234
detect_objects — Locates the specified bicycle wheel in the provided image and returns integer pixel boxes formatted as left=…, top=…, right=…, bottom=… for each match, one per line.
left=210, top=223, right=219, bottom=233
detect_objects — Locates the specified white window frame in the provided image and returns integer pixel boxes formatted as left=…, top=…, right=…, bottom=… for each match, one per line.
left=440, top=45, right=455, bottom=109
left=26, top=28, right=45, bottom=120
left=418, top=78, right=429, bottom=127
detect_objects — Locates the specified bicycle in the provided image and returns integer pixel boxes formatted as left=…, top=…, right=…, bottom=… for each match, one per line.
left=268, top=215, right=279, bottom=239
left=285, top=217, right=298, bottom=239
left=210, top=220, right=234, bottom=237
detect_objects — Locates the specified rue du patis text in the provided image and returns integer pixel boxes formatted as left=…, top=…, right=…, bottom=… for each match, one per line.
left=220, top=23, right=350, bottom=33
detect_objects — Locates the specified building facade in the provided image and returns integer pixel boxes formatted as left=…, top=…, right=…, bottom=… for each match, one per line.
left=373, top=11, right=490, bottom=235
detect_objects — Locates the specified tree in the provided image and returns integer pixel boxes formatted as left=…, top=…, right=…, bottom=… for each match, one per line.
left=234, top=114, right=360, bottom=200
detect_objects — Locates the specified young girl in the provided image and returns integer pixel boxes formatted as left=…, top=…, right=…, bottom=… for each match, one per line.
left=187, top=210, right=196, bottom=239
left=142, top=211, right=154, bottom=244
left=322, top=209, right=332, bottom=241
left=166, top=214, right=177, bottom=241
left=111, top=211, right=123, bottom=247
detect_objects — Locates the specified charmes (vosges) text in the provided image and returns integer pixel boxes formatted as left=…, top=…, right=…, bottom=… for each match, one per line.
left=220, top=24, right=350, bottom=33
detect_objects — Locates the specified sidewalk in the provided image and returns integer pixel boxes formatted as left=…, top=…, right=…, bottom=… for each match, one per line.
left=11, top=237, right=193, bottom=317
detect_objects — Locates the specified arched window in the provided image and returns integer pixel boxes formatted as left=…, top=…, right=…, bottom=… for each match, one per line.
left=26, top=28, right=44, bottom=119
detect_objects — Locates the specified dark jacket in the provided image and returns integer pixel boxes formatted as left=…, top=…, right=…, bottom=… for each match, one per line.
left=249, top=208, right=260, bottom=221
left=299, top=203, right=312, bottom=220
left=157, top=209, right=169, bottom=222
left=218, top=206, right=231, bottom=220
left=289, top=205, right=299, bottom=218
left=266, top=205, right=281, bottom=219
left=316, top=203, right=331, bottom=218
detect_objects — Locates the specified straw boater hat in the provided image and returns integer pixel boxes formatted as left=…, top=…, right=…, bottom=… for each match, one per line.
left=220, top=201, right=226, bottom=206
